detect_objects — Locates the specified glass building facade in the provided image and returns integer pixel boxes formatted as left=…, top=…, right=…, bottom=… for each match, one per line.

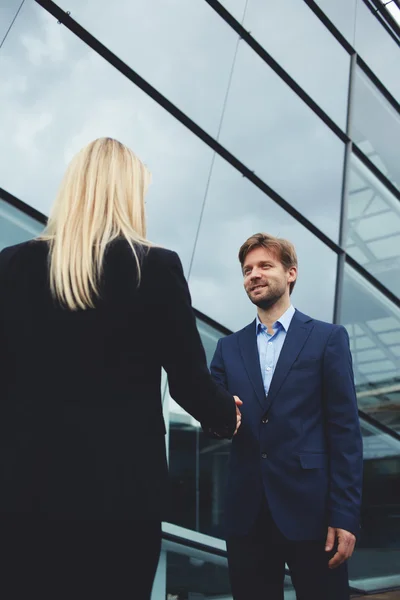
left=1, top=0, right=399, bottom=596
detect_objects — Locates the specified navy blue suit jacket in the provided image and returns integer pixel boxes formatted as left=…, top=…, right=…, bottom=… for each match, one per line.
left=210, top=309, right=363, bottom=541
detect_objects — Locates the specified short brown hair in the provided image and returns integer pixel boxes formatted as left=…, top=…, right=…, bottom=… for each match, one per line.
left=238, top=233, right=298, bottom=294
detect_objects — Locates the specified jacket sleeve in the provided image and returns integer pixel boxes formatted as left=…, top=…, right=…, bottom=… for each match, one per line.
left=323, top=325, right=363, bottom=536
left=160, top=251, right=236, bottom=438
left=210, top=338, right=228, bottom=391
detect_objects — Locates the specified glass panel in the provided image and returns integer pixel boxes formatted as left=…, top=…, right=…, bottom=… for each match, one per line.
left=350, top=67, right=400, bottom=192
left=355, top=0, right=400, bottom=104
left=189, top=156, right=337, bottom=332
left=350, top=421, right=400, bottom=592
left=168, top=319, right=228, bottom=536
left=218, top=41, right=345, bottom=242
left=54, top=0, right=240, bottom=137
left=0, top=1, right=216, bottom=272
left=0, top=198, right=43, bottom=250
left=313, top=0, right=357, bottom=44
left=346, top=154, right=400, bottom=297
left=0, top=0, right=21, bottom=44
left=341, top=264, right=400, bottom=435
left=163, top=541, right=296, bottom=599
left=242, top=0, right=350, bottom=129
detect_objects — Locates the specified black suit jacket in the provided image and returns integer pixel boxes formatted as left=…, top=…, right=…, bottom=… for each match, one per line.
left=0, top=239, right=236, bottom=520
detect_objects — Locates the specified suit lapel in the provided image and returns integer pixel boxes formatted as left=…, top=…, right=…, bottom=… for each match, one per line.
left=238, top=321, right=266, bottom=410
left=264, top=310, right=313, bottom=412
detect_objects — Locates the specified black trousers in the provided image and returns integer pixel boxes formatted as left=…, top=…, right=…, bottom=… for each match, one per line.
left=0, top=518, right=162, bottom=600
left=226, top=501, right=349, bottom=600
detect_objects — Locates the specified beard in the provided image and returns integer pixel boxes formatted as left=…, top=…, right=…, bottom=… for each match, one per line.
left=246, top=281, right=286, bottom=309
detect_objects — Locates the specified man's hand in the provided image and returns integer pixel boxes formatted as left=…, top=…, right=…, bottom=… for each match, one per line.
left=233, top=396, right=243, bottom=435
left=325, top=527, right=356, bottom=569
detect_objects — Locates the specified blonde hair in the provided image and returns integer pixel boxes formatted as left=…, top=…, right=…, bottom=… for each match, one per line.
left=40, top=137, right=152, bottom=310
left=239, top=233, right=298, bottom=294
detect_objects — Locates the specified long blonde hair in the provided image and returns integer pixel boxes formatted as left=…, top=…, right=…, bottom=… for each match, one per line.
left=40, top=137, right=152, bottom=310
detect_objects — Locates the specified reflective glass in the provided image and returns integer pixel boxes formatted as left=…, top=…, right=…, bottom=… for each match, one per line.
left=342, top=264, right=400, bottom=434
left=189, top=156, right=337, bottom=332
left=351, top=420, right=400, bottom=590
left=162, top=541, right=295, bottom=598
left=313, top=0, right=357, bottom=44
left=350, top=66, right=400, bottom=192
left=0, top=1, right=216, bottom=272
left=355, top=0, right=400, bottom=104
left=168, top=318, right=227, bottom=536
left=218, top=41, right=345, bottom=242
left=0, top=198, right=43, bottom=250
left=55, top=0, right=240, bottom=137
left=346, top=153, right=400, bottom=297
left=0, top=0, right=21, bottom=45
left=242, top=0, right=350, bottom=129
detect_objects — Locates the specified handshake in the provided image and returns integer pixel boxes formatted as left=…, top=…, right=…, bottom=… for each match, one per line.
left=234, top=395, right=243, bottom=435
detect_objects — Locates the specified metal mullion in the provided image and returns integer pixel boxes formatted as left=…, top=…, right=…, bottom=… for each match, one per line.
left=0, top=187, right=47, bottom=224
left=334, top=51, right=357, bottom=324
left=202, top=0, right=349, bottom=143
left=362, top=0, right=400, bottom=46
left=301, top=0, right=355, bottom=53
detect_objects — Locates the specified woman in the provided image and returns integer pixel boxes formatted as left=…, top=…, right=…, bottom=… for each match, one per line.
left=0, top=138, right=239, bottom=599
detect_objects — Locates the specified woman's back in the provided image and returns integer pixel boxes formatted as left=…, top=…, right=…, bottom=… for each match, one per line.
left=0, top=238, right=235, bottom=521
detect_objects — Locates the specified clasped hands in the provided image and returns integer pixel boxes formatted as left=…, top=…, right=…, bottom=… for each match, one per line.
left=233, top=396, right=243, bottom=435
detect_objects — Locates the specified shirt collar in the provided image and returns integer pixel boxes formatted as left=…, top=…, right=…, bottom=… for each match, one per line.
left=256, top=305, right=295, bottom=334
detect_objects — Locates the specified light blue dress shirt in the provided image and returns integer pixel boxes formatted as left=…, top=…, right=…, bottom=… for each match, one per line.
left=256, top=305, right=295, bottom=396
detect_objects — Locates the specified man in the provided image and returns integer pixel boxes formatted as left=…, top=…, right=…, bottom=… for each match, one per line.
left=210, top=233, right=363, bottom=600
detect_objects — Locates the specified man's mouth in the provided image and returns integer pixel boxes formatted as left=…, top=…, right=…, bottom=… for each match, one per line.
left=251, top=284, right=266, bottom=293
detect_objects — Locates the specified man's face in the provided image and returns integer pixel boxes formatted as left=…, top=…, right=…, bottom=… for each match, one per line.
left=242, top=247, right=296, bottom=309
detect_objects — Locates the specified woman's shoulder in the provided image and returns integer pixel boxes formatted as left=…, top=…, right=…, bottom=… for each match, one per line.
left=0, top=239, right=46, bottom=275
left=109, top=239, right=181, bottom=269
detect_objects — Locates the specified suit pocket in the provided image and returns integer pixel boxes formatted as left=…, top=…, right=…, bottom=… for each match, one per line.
left=299, top=453, right=327, bottom=469
left=292, top=358, right=320, bottom=370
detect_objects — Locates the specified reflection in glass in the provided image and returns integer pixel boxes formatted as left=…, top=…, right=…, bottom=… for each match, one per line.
left=218, top=41, right=345, bottom=241
left=242, top=0, right=350, bottom=129
left=168, top=319, right=228, bottom=536
left=350, top=67, right=400, bottom=192
left=0, top=1, right=215, bottom=272
left=346, top=154, right=400, bottom=297
left=351, top=420, right=400, bottom=590
left=0, top=199, right=43, bottom=250
left=162, top=540, right=296, bottom=599
left=342, top=264, right=400, bottom=434
left=54, top=0, right=240, bottom=137
left=354, top=0, right=400, bottom=104
left=189, top=157, right=337, bottom=331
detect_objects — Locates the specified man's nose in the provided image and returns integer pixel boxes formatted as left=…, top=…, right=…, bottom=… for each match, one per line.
left=250, top=271, right=261, bottom=281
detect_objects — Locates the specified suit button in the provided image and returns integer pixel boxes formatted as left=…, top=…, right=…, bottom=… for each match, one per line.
left=261, top=418, right=269, bottom=424
left=261, top=453, right=267, bottom=459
